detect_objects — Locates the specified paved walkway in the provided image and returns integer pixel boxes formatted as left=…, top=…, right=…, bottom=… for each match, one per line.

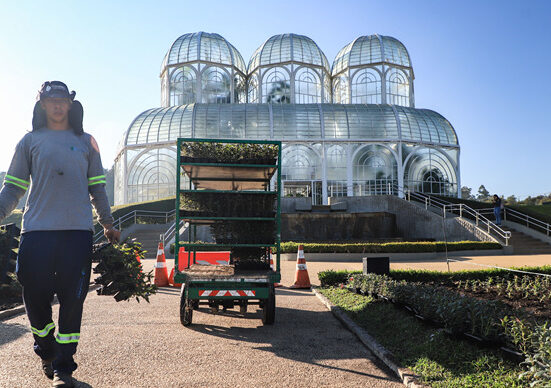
left=0, top=261, right=401, bottom=388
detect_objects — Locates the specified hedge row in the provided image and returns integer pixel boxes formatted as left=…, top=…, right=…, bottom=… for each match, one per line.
left=279, top=241, right=502, bottom=254
left=317, top=266, right=551, bottom=287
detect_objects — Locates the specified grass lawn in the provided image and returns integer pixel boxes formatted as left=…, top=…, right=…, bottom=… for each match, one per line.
left=319, top=287, right=527, bottom=388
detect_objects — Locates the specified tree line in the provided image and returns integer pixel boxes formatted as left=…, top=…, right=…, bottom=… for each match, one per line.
left=461, top=185, right=551, bottom=206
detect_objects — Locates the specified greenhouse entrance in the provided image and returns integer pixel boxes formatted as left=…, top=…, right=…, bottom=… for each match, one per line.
left=283, top=181, right=323, bottom=205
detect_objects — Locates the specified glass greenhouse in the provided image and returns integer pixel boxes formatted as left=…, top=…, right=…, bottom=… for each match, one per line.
left=115, top=32, right=460, bottom=205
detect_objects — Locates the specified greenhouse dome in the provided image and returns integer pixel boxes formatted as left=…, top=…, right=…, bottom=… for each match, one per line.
left=160, top=32, right=247, bottom=106
left=115, top=104, right=459, bottom=205
left=247, top=33, right=331, bottom=104
left=114, top=32, right=460, bottom=206
left=332, top=35, right=414, bottom=107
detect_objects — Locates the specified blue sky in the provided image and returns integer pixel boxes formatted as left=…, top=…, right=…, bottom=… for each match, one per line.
left=0, top=0, right=549, bottom=198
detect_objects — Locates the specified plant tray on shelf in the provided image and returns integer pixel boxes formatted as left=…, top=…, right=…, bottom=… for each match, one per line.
left=183, top=264, right=235, bottom=277
left=180, top=142, right=278, bottom=165
left=180, top=192, right=275, bottom=218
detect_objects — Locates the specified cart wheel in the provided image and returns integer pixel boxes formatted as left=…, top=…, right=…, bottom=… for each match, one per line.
left=239, top=302, right=247, bottom=314
left=261, top=285, right=275, bottom=325
left=179, top=289, right=193, bottom=326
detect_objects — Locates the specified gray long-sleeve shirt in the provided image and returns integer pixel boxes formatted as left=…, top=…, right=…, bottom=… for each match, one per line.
left=0, top=127, right=114, bottom=233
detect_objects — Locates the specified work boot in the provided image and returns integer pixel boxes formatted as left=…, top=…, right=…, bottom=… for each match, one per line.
left=41, top=358, right=54, bottom=380
left=52, top=372, right=74, bottom=387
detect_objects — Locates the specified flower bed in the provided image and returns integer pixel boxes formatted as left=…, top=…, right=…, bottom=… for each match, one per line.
left=345, top=273, right=551, bottom=386
left=319, top=287, right=526, bottom=387
left=278, top=241, right=502, bottom=254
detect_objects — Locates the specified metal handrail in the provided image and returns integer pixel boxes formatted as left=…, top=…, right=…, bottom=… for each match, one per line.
left=397, top=186, right=511, bottom=246
left=161, top=219, right=186, bottom=248
left=93, top=209, right=176, bottom=243
left=440, top=205, right=551, bottom=238
left=442, top=203, right=511, bottom=245
left=503, top=207, right=551, bottom=237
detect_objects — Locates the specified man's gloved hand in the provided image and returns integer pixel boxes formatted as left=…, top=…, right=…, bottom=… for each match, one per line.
left=103, top=224, right=121, bottom=244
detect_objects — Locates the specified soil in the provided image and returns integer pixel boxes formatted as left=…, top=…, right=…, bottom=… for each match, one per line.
left=432, top=281, right=551, bottom=321
left=456, top=288, right=551, bottom=321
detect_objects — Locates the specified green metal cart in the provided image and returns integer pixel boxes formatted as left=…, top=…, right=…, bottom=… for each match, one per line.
left=174, top=138, right=282, bottom=326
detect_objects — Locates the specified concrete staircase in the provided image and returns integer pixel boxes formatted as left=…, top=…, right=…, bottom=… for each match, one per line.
left=503, top=225, right=551, bottom=254
left=123, top=224, right=171, bottom=259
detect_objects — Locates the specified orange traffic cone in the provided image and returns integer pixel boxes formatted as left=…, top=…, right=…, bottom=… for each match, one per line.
left=168, top=266, right=182, bottom=288
left=290, top=245, right=311, bottom=289
left=269, top=253, right=281, bottom=288
left=154, top=242, right=169, bottom=287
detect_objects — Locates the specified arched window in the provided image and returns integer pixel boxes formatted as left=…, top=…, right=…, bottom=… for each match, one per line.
left=332, top=75, right=349, bottom=104
left=351, top=68, right=381, bottom=104
left=248, top=74, right=259, bottom=103
left=295, top=67, right=321, bottom=103
left=170, top=66, right=196, bottom=105
left=353, top=145, right=397, bottom=195
left=126, top=148, right=177, bottom=203
left=404, top=148, right=457, bottom=195
left=201, top=67, right=231, bottom=103
left=385, top=68, right=410, bottom=106
left=262, top=67, right=291, bottom=103
left=281, top=145, right=321, bottom=181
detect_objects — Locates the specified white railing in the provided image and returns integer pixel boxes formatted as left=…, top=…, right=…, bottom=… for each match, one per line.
left=93, top=209, right=176, bottom=243
left=400, top=188, right=511, bottom=246
left=160, top=219, right=186, bottom=248
left=441, top=203, right=511, bottom=246
left=477, top=206, right=551, bottom=237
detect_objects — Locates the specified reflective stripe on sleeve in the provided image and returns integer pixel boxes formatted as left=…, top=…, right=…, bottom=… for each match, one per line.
left=4, top=175, right=29, bottom=191
left=56, top=332, right=80, bottom=344
left=31, top=322, right=55, bottom=337
left=88, top=175, right=106, bottom=186
left=88, top=180, right=107, bottom=186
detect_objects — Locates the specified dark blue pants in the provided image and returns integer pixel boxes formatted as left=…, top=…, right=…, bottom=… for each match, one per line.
left=16, top=230, right=92, bottom=374
left=494, top=207, right=502, bottom=225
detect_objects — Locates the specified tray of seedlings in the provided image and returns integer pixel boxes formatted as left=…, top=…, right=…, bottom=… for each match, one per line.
left=175, top=138, right=282, bottom=327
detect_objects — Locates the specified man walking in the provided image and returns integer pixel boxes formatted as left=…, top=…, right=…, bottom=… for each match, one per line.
left=0, top=81, right=120, bottom=387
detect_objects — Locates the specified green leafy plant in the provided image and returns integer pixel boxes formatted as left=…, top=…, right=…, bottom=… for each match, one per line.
left=278, top=241, right=502, bottom=254
left=92, top=240, right=157, bottom=303
left=181, top=142, right=278, bottom=164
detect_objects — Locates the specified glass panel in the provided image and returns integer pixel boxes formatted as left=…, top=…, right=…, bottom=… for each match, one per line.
left=126, top=147, right=177, bottom=203
left=295, top=67, right=321, bottom=103
left=247, top=73, right=259, bottom=103
left=234, top=74, right=246, bottom=103
left=404, top=148, right=457, bottom=196
left=261, top=67, right=291, bottom=103
left=385, top=67, right=409, bottom=106
left=244, top=104, right=270, bottom=138
left=201, top=66, right=231, bottom=103
left=351, top=68, right=382, bottom=104
left=169, top=66, right=196, bottom=105
left=281, top=144, right=321, bottom=180
left=332, top=75, right=349, bottom=104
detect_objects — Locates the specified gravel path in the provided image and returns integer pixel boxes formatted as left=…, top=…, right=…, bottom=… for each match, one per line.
left=0, top=260, right=401, bottom=388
